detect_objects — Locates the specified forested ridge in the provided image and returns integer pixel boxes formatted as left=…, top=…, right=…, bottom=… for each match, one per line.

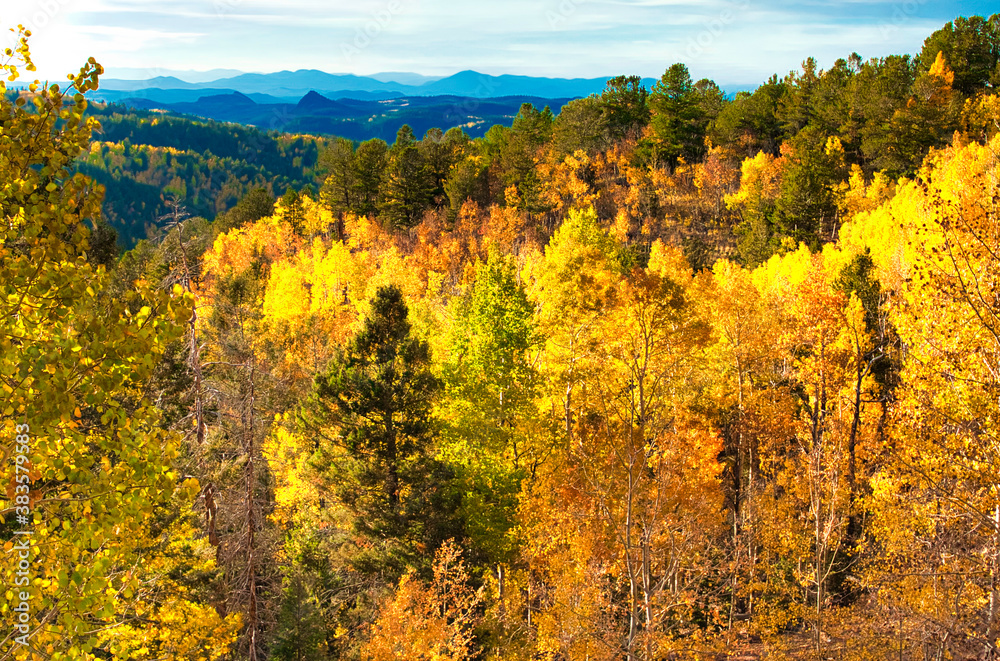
left=2, top=13, right=1000, bottom=661
left=77, top=106, right=329, bottom=246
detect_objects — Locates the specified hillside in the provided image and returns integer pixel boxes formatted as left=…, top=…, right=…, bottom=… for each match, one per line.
left=99, top=91, right=576, bottom=141
left=77, top=104, right=330, bottom=245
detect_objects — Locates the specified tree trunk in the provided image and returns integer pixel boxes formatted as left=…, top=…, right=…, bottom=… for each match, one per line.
left=385, top=408, right=400, bottom=514
left=990, top=501, right=1000, bottom=653
left=498, top=564, right=506, bottom=623
left=243, top=356, right=261, bottom=661
left=643, top=535, right=653, bottom=661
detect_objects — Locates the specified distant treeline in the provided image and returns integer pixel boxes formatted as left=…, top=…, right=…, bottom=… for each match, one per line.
left=77, top=106, right=328, bottom=245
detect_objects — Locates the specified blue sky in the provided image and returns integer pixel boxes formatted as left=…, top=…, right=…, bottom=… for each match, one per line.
left=5, top=0, right=995, bottom=85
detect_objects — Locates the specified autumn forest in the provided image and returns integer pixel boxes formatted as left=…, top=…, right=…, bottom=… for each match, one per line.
left=2, top=12, right=1000, bottom=661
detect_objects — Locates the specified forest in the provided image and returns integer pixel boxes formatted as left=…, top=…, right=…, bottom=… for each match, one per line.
left=77, top=106, right=329, bottom=246
left=1, top=12, right=1000, bottom=661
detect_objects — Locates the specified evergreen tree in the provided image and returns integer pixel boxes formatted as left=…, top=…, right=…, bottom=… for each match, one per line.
left=710, top=76, right=787, bottom=156
left=600, top=74, right=651, bottom=141
left=919, top=13, right=1000, bottom=95
left=381, top=126, right=434, bottom=229
left=499, top=103, right=555, bottom=213
left=304, top=285, right=460, bottom=571
left=553, top=95, right=608, bottom=156
left=774, top=129, right=847, bottom=245
left=649, top=63, right=710, bottom=164
left=319, top=137, right=357, bottom=216
left=352, top=138, right=389, bottom=218
left=215, top=187, right=276, bottom=235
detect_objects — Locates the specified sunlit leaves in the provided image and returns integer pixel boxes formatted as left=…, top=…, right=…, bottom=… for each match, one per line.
left=0, top=32, right=236, bottom=659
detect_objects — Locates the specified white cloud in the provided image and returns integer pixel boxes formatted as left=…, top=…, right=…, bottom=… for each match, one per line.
left=75, top=25, right=205, bottom=48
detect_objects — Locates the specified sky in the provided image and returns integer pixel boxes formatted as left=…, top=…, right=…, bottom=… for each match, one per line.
left=4, top=0, right=996, bottom=86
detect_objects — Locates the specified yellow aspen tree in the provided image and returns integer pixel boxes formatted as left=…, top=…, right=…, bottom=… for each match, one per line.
left=693, top=256, right=781, bottom=628
left=530, top=259, right=723, bottom=660
left=863, top=134, right=1000, bottom=658
left=0, top=28, right=238, bottom=660
left=362, top=541, right=482, bottom=661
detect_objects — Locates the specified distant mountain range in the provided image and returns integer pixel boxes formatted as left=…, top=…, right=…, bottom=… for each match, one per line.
left=86, top=69, right=753, bottom=142
left=100, top=68, right=446, bottom=87
left=96, top=69, right=670, bottom=101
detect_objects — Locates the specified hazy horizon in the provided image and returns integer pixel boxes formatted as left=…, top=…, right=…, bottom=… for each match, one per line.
left=6, top=0, right=995, bottom=88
